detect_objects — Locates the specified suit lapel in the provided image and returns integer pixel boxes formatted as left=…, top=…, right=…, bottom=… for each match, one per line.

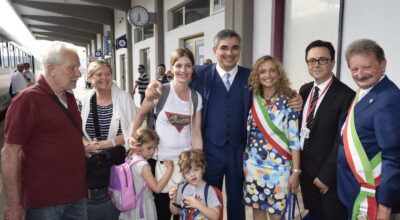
left=312, top=77, right=338, bottom=123
left=299, top=82, right=313, bottom=129
left=354, top=91, right=377, bottom=115
left=301, top=83, right=313, bottom=100
left=203, top=64, right=217, bottom=99
left=354, top=76, right=389, bottom=115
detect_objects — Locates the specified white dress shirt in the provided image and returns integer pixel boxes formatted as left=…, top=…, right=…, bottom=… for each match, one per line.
left=358, top=75, right=386, bottom=101
left=216, top=63, right=238, bottom=84
left=300, top=76, right=333, bottom=149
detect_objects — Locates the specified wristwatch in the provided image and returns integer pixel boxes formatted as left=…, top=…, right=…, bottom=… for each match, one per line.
left=292, top=169, right=302, bottom=174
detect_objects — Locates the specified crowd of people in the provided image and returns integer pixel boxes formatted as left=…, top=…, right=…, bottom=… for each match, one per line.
left=9, top=62, right=36, bottom=98
left=1, top=29, right=399, bottom=220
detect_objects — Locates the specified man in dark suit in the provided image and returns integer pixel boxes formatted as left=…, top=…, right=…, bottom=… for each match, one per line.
left=191, top=29, right=251, bottom=220
left=299, top=40, right=354, bottom=220
left=337, top=39, right=400, bottom=220
left=145, top=30, right=303, bottom=220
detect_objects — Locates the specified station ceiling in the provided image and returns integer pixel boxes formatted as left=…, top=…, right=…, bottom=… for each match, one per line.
left=9, top=0, right=131, bottom=47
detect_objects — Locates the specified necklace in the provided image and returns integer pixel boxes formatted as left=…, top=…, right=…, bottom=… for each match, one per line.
left=262, top=91, right=277, bottom=107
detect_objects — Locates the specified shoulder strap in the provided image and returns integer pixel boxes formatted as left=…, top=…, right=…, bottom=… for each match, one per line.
left=204, top=183, right=210, bottom=206
left=154, top=84, right=198, bottom=117
left=126, top=156, right=145, bottom=166
left=155, top=83, right=171, bottom=117
left=190, top=88, right=198, bottom=116
left=181, top=181, right=189, bottom=194
left=35, top=84, right=83, bottom=137
left=90, top=93, right=102, bottom=140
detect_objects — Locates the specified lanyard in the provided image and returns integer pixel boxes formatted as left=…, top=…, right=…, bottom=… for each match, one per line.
left=305, top=77, right=334, bottom=122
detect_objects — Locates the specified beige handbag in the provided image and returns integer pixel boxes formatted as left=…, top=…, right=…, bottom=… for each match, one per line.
left=155, top=160, right=183, bottom=193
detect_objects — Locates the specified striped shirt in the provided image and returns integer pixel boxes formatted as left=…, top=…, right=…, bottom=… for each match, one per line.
left=136, top=72, right=149, bottom=94
left=79, top=103, right=122, bottom=140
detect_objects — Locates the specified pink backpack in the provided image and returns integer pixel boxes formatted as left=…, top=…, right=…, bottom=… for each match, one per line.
left=108, top=156, right=147, bottom=216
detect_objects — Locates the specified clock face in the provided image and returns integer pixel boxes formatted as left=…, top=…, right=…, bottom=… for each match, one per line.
left=128, top=6, right=150, bottom=27
left=118, top=39, right=126, bottom=47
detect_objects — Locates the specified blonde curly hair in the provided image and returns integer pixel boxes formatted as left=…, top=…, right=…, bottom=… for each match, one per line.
left=248, top=55, right=294, bottom=97
left=178, top=149, right=206, bottom=174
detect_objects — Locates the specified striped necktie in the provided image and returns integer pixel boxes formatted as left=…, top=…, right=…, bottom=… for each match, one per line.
left=306, top=86, right=319, bottom=128
left=303, top=86, right=319, bottom=156
left=223, top=72, right=231, bottom=90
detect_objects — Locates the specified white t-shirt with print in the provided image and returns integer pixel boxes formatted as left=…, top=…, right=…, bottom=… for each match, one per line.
left=154, top=82, right=202, bottom=161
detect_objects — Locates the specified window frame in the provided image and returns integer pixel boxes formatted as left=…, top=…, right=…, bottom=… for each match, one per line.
left=134, top=23, right=154, bottom=43
left=184, top=35, right=205, bottom=65
left=2, top=42, right=9, bottom=68
left=210, top=0, right=225, bottom=15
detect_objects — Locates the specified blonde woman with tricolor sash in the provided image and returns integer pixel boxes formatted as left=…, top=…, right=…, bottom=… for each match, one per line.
left=243, top=55, right=301, bottom=220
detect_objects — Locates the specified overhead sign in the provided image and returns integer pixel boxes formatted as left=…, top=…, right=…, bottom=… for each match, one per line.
left=95, top=50, right=102, bottom=57
left=116, top=35, right=127, bottom=49
left=104, top=36, right=110, bottom=55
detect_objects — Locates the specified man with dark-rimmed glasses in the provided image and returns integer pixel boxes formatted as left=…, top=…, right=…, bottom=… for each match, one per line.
left=298, top=40, right=354, bottom=219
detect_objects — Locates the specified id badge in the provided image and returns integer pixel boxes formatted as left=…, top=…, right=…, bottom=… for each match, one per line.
left=300, top=127, right=310, bottom=139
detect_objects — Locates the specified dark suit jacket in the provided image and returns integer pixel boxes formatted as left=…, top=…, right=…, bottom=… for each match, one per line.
left=299, top=76, right=355, bottom=187
left=337, top=76, right=400, bottom=210
left=190, top=64, right=251, bottom=142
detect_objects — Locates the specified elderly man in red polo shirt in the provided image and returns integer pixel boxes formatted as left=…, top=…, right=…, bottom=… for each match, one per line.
left=2, top=42, right=87, bottom=220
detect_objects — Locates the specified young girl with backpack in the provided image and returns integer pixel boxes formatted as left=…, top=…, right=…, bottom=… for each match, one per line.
left=168, top=149, right=222, bottom=220
left=119, top=127, right=174, bottom=220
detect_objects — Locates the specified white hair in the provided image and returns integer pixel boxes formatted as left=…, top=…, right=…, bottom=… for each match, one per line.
left=42, top=42, right=77, bottom=66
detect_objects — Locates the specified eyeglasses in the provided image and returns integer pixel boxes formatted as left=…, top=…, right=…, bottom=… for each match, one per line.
left=306, top=57, right=332, bottom=66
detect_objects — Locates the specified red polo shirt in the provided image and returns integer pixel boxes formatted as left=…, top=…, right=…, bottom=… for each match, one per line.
left=5, top=75, right=87, bottom=208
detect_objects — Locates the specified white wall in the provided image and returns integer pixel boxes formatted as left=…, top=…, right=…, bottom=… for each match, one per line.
left=339, top=0, right=400, bottom=89
left=131, top=0, right=155, bottom=106
left=164, top=2, right=224, bottom=69
left=252, top=0, right=273, bottom=62
left=283, top=0, right=340, bottom=91
left=131, top=0, right=155, bottom=80
left=114, top=9, right=128, bottom=88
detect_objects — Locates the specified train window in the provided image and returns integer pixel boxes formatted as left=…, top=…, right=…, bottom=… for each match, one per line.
left=9, top=44, right=15, bottom=68
left=17, top=48, right=21, bottom=64
left=2, top=42, right=9, bottom=68
left=0, top=41, right=2, bottom=67
left=16, top=47, right=20, bottom=64
left=20, top=50, right=24, bottom=64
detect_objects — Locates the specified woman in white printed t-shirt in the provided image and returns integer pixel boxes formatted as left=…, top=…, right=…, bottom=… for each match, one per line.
left=129, top=48, right=203, bottom=220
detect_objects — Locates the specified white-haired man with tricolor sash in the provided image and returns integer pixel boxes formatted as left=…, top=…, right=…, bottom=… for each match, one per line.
left=337, top=39, right=400, bottom=220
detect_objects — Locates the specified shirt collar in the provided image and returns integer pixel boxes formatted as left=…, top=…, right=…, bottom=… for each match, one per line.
left=359, top=74, right=386, bottom=100
left=216, top=63, right=238, bottom=80
left=313, top=75, right=333, bottom=92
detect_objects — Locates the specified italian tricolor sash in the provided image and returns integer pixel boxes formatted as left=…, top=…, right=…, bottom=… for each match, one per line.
left=251, top=93, right=292, bottom=160
left=342, top=89, right=382, bottom=220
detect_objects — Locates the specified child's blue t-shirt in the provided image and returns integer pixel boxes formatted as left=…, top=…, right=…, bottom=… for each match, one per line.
left=176, top=181, right=221, bottom=215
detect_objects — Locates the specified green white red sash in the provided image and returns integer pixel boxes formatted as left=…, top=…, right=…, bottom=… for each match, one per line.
left=342, top=89, right=382, bottom=220
left=251, top=93, right=292, bottom=160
